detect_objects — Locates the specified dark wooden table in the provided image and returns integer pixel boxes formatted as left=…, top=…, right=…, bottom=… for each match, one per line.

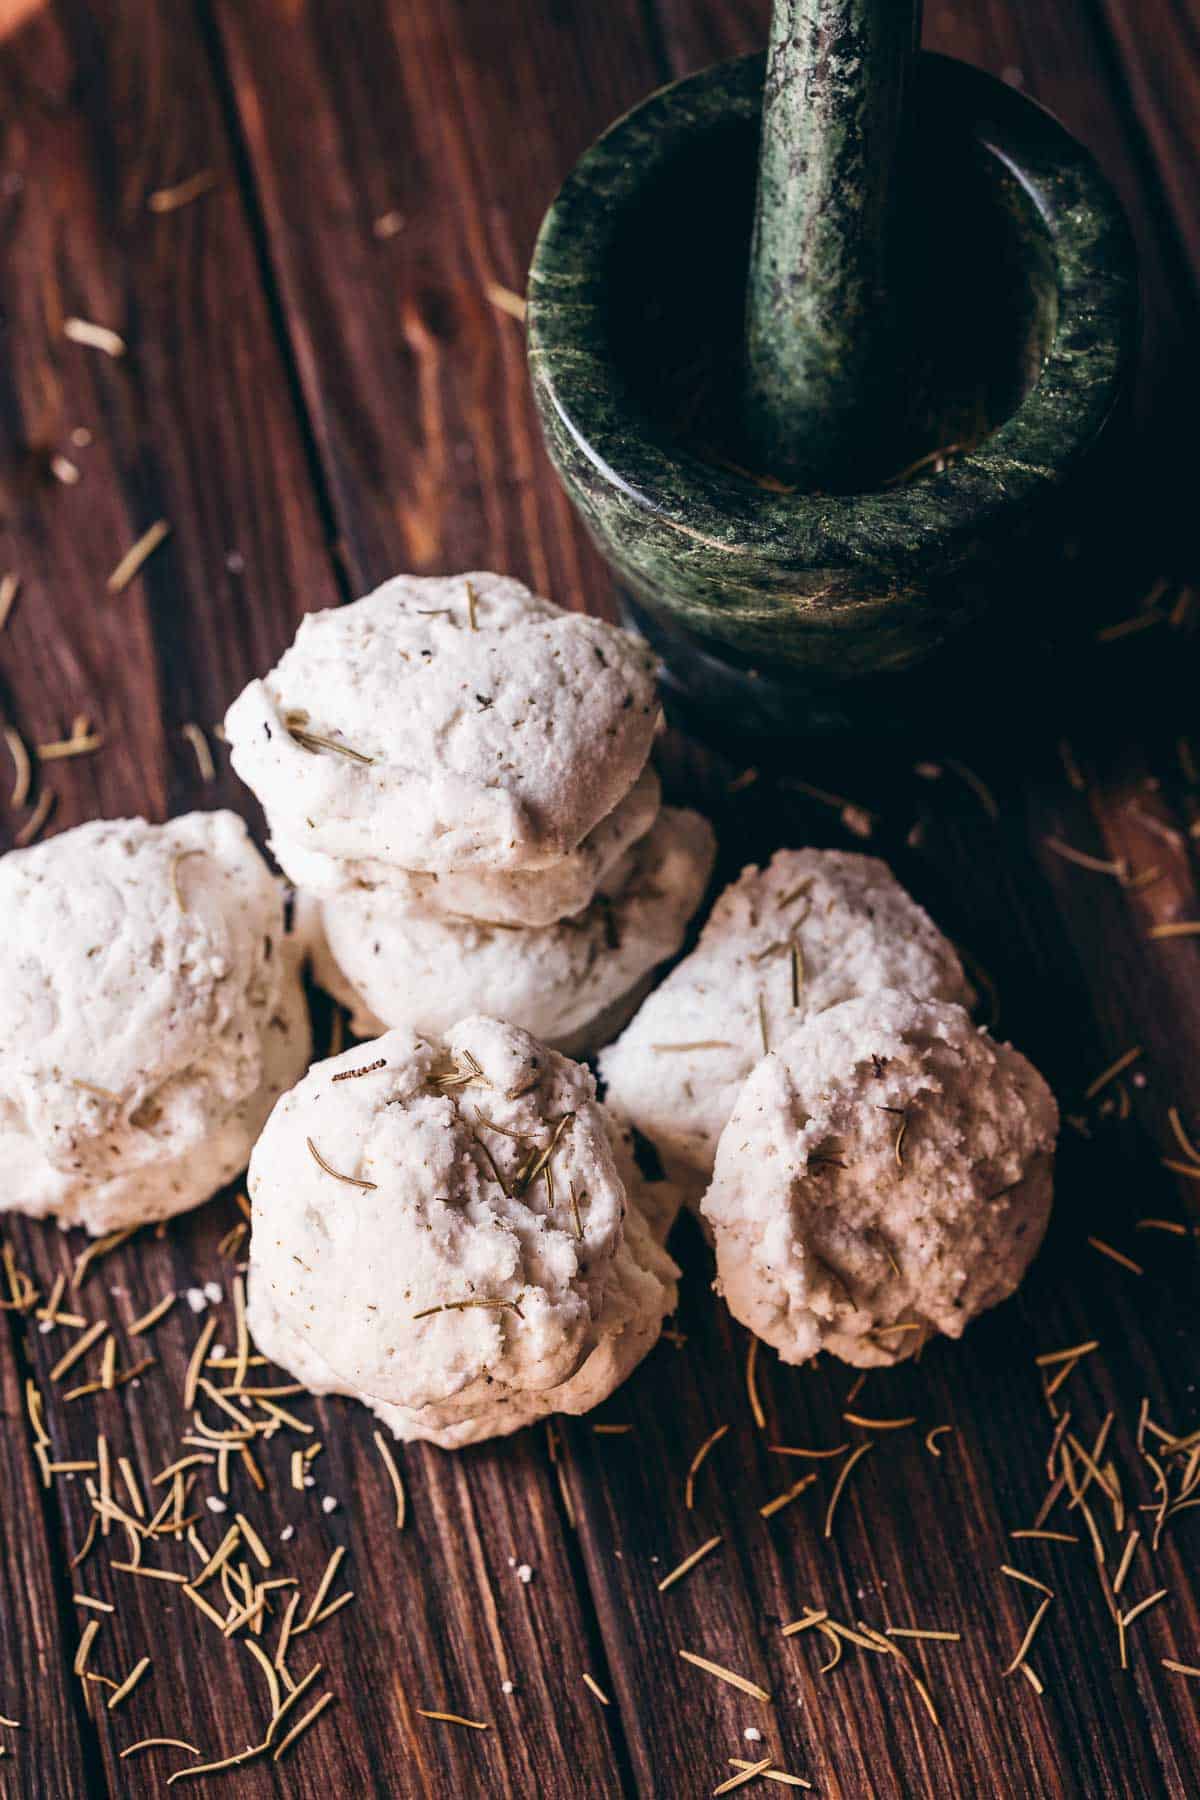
left=2, top=2, right=1200, bottom=1794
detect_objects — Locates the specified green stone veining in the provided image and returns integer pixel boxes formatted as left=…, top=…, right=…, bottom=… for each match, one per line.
left=744, top=0, right=918, bottom=486
left=527, top=51, right=1135, bottom=732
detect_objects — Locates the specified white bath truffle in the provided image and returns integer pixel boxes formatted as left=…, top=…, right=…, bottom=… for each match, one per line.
left=250, top=1189, right=677, bottom=1449
left=0, top=813, right=311, bottom=1234
left=305, top=807, right=716, bottom=1058
left=224, top=571, right=661, bottom=879
left=702, top=991, right=1058, bottom=1368
left=275, top=764, right=662, bottom=929
left=600, top=849, right=972, bottom=1183
left=245, top=1018, right=678, bottom=1445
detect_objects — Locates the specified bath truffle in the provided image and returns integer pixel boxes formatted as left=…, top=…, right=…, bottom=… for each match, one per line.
left=0, top=812, right=310, bottom=1234
left=600, top=848, right=972, bottom=1183
left=224, top=570, right=661, bottom=881
left=246, top=1017, right=678, bottom=1446
left=277, top=764, right=663, bottom=929
left=304, top=807, right=716, bottom=1058
left=701, top=991, right=1058, bottom=1368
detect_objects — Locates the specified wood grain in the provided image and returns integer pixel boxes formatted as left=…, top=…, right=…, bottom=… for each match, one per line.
left=550, top=0, right=1200, bottom=1792
left=0, top=0, right=1199, bottom=1795
left=0, top=1300, right=95, bottom=1796
left=0, top=0, right=348, bottom=1791
left=1088, top=0, right=1200, bottom=280
left=207, top=0, right=659, bottom=612
left=0, top=1, right=642, bottom=1795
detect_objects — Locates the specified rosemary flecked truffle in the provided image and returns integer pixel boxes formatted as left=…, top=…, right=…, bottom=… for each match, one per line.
left=246, top=1016, right=678, bottom=1446
left=701, top=991, right=1058, bottom=1368
left=600, top=849, right=973, bottom=1186
left=280, top=763, right=663, bottom=930
left=224, top=570, right=662, bottom=883
left=302, top=807, right=716, bottom=1058
left=0, top=812, right=310, bottom=1234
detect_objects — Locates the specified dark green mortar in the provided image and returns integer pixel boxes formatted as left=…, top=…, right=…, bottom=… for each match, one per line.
left=527, top=54, right=1137, bottom=737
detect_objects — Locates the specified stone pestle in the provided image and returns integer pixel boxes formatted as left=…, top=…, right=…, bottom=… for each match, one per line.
left=743, top=0, right=921, bottom=489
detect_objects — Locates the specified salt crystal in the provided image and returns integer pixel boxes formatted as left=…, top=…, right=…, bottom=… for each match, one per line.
left=185, top=1288, right=207, bottom=1313
left=280, top=1525, right=295, bottom=1542
left=203, top=1281, right=223, bottom=1304
left=206, top=1496, right=228, bottom=1513
left=515, top=1563, right=533, bottom=1584
left=321, top=1496, right=338, bottom=1514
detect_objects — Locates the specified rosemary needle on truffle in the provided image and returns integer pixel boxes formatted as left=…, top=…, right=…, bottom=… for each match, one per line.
left=306, top=1138, right=377, bottom=1191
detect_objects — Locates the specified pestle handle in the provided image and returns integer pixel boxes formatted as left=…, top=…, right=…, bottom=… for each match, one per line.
left=744, top=0, right=921, bottom=488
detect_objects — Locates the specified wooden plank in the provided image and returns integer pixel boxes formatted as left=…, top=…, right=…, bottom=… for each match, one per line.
left=0, top=1300, right=97, bottom=1796
left=531, top=0, right=1200, bottom=1792
left=12, top=1193, right=642, bottom=1797
left=2, top=0, right=1198, bottom=1794
left=0, top=0, right=346, bottom=1789
left=921, top=0, right=1200, bottom=572
left=208, top=0, right=660, bottom=610
left=548, top=740, right=1200, bottom=1796
left=1, top=1, right=641, bottom=1794
left=1089, top=0, right=1200, bottom=283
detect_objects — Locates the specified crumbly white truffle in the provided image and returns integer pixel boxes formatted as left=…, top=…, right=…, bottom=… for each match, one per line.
left=245, top=1018, right=678, bottom=1446
left=224, top=571, right=661, bottom=878
left=600, top=849, right=973, bottom=1183
left=702, top=991, right=1058, bottom=1368
left=0, top=813, right=311, bottom=1233
left=250, top=1193, right=677, bottom=1449
left=274, top=764, right=662, bottom=929
left=304, top=807, right=716, bottom=1058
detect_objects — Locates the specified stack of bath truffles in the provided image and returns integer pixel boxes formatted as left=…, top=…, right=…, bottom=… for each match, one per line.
left=0, top=812, right=310, bottom=1234
left=225, top=572, right=716, bottom=1056
left=603, top=848, right=1058, bottom=1365
left=246, top=1016, right=680, bottom=1447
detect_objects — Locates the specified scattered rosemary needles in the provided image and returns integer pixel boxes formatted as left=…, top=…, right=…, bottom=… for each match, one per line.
left=678, top=1650, right=770, bottom=1705
left=107, top=520, right=171, bottom=594
left=63, top=316, right=126, bottom=358
left=657, top=1536, right=723, bottom=1593
left=824, top=1441, right=875, bottom=1538
left=147, top=169, right=219, bottom=212
left=412, top=1296, right=524, bottom=1321
left=685, top=1423, right=729, bottom=1510
left=306, top=1137, right=377, bottom=1191
left=284, top=713, right=374, bottom=764
left=0, top=571, right=20, bottom=632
